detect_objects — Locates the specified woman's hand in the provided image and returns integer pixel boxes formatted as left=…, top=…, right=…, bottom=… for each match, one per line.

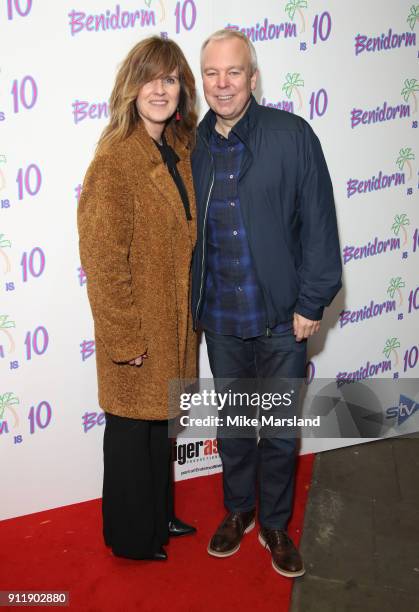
left=128, top=352, right=148, bottom=366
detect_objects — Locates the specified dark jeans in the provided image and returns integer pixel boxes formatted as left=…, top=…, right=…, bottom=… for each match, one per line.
left=102, top=412, right=172, bottom=559
left=205, top=327, right=306, bottom=530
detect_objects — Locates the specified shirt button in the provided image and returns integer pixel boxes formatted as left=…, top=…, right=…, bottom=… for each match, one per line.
left=235, top=259, right=240, bottom=265
left=229, top=174, right=234, bottom=179
left=237, top=286, right=243, bottom=292
left=230, top=201, right=235, bottom=207
left=233, top=230, right=238, bottom=236
left=230, top=147, right=234, bottom=152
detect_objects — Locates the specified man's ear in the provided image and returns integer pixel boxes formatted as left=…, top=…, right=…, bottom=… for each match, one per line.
left=250, top=69, right=259, bottom=92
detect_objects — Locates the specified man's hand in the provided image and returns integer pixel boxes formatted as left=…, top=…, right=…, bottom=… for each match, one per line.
left=293, top=313, right=320, bottom=342
left=128, top=352, right=148, bottom=366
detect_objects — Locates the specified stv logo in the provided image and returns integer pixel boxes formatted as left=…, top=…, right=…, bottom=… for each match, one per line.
left=386, top=394, right=419, bottom=425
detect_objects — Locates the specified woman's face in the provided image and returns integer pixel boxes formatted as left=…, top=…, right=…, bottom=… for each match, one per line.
left=136, top=68, right=181, bottom=138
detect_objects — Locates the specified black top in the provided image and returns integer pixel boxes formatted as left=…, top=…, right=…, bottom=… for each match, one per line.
left=154, top=135, right=192, bottom=220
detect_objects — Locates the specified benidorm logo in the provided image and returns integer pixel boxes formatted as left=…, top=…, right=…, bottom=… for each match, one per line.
left=346, top=149, right=414, bottom=198
left=0, top=392, right=19, bottom=433
left=72, top=101, right=109, bottom=125
left=342, top=213, right=410, bottom=265
left=386, top=394, right=419, bottom=426
left=80, top=340, right=95, bottom=361
left=0, top=234, right=12, bottom=274
left=391, top=213, right=410, bottom=246
left=336, top=338, right=398, bottom=385
left=401, top=78, right=418, bottom=113
left=382, top=337, right=401, bottom=366
left=68, top=4, right=156, bottom=36
left=354, top=27, right=416, bottom=56
left=338, top=277, right=404, bottom=329
left=284, top=0, right=308, bottom=34
left=387, top=277, right=405, bottom=306
left=225, top=18, right=297, bottom=42
left=282, top=73, right=304, bottom=111
left=260, top=97, right=294, bottom=113
left=351, top=101, right=410, bottom=129
left=396, top=147, right=415, bottom=180
left=0, top=315, right=16, bottom=354
left=407, top=5, right=419, bottom=31
left=144, top=0, right=165, bottom=23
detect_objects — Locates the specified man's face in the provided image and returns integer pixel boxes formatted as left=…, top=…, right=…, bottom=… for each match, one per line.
left=201, top=37, right=257, bottom=124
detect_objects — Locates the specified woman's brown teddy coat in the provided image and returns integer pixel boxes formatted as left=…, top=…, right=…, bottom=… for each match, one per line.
left=78, top=121, right=197, bottom=420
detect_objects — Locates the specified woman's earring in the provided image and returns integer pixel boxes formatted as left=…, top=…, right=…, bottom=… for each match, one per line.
left=175, top=107, right=181, bottom=121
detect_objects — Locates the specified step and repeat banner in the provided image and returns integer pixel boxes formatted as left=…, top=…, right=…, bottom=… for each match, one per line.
left=0, top=1, right=418, bottom=519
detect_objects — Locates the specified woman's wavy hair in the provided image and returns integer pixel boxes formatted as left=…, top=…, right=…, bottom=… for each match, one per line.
left=97, top=36, right=197, bottom=153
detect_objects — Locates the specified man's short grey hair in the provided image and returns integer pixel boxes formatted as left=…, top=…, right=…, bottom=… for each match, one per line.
left=200, top=29, right=258, bottom=74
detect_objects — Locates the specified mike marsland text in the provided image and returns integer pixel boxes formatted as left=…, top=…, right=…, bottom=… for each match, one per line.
left=179, top=415, right=321, bottom=428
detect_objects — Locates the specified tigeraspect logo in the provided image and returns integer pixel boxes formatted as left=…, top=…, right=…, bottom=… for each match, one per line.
left=347, top=148, right=416, bottom=198
left=339, top=277, right=404, bottom=328
left=173, top=439, right=218, bottom=466
left=336, top=337, right=400, bottom=385
left=342, top=213, right=410, bottom=265
left=386, top=394, right=419, bottom=425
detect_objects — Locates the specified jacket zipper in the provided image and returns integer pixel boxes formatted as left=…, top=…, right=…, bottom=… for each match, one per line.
left=195, top=138, right=215, bottom=327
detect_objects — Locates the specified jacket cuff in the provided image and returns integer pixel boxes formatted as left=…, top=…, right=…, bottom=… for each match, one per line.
left=103, top=338, right=148, bottom=364
left=294, top=303, right=324, bottom=321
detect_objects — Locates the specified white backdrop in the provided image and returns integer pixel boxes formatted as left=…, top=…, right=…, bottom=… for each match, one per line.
left=1, top=0, right=418, bottom=519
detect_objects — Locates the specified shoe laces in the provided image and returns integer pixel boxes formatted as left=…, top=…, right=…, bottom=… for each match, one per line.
left=266, top=529, right=292, bottom=548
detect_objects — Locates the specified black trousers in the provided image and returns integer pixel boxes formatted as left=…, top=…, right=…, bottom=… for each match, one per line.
left=205, top=327, right=307, bottom=530
left=102, top=412, right=173, bottom=559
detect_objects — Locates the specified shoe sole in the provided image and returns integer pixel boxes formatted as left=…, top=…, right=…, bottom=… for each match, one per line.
left=207, top=520, right=255, bottom=558
left=258, top=532, right=306, bottom=578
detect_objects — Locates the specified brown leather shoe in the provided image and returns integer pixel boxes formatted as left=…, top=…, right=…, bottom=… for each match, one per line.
left=207, top=510, right=256, bottom=558
left=259, top=528, right=305, bottom=577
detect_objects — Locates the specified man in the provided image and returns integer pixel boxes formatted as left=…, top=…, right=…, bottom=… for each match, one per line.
left=191, top=30, right=341, bottom=577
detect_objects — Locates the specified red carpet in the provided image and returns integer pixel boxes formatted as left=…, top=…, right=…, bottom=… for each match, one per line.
left=0, top=454, right=314, bottom=612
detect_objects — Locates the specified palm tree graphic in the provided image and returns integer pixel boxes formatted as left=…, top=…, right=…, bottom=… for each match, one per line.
left=396, top=147, right=415, bottom=180
left=285, top=0, right=308, bottom=33
left=144, top=0, right=165, bottom=22
left=0, top=234, right=12, bottom=274
left=391, top=213, right=410, bottom=246
left=282, top=73, right=304, bottom=110
left=407, top=5, right=419, bottom=30
left=0, top=392, right=19, bottom=428
left=383, top=337, right=401, bottom=366
left=401, top=78, right=419, bottom=114
left=0, top=155, right=6, bottom=192
left=387, top=277, right=405, bottom=306
left=0, top=315, right=16, bottom=353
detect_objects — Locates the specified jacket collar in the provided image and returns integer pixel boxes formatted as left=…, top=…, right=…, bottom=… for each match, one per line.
left=197, top=94, right=258, bottom=144
left=132, top=119, right=189, bottom=163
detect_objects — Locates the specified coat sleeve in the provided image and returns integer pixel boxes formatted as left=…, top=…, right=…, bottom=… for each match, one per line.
left=77, top=154, right=147, bottom=362
left=294, top=122, right=342, bottom=321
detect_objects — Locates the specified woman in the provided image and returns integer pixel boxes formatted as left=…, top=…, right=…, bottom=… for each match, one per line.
left=77, top=36, right=197, bottom=560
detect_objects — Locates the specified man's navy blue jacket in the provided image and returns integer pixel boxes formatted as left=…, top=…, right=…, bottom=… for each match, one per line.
left=191, top=96, right=342, bottom=331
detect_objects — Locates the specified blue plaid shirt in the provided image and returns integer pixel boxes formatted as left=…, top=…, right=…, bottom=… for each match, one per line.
left=200, top=129, right=291, bottom=339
